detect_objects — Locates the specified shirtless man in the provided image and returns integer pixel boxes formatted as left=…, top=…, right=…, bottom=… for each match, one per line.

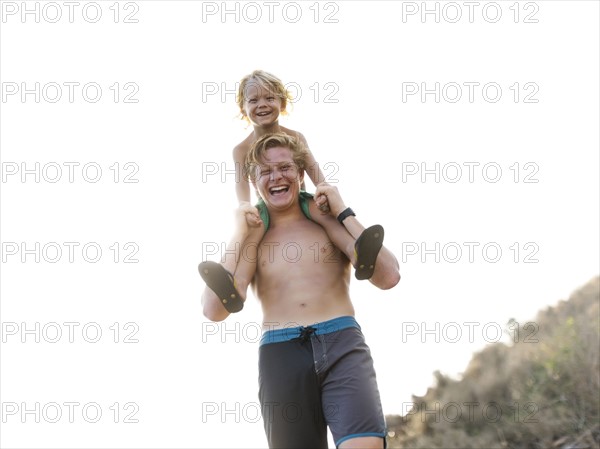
left=201, top=133, right=400, bottom=448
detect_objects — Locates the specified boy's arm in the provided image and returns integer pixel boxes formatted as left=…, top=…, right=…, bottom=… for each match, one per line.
left=233, top=145, right=251, bottom=204
left=298, top=133, right=330, bottom=212
left=298, top=133, right=326, bottom=187
left=233, top=145, right=261, bottom=226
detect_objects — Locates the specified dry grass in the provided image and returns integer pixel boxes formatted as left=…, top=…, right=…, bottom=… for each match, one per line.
left=387, top=277, right=600, bottom=449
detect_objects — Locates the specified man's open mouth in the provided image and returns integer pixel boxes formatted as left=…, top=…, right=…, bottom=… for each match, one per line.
left=269, top=186, right=289, bottom=195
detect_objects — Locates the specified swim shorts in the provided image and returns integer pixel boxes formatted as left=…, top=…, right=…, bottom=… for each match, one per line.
left=258, top=316, right=387, bottom=448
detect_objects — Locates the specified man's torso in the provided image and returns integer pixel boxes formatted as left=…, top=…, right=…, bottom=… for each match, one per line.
left=254, top=216, right=354, bottom=328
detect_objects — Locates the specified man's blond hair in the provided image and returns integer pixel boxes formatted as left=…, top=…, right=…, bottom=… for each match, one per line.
left=245, top=133, right=308, bottom=183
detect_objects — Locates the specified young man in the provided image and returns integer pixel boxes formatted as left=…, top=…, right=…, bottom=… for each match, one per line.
left=200, top=133, right=400, bottom=448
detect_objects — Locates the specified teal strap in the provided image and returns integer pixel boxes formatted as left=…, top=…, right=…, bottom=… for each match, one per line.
left=256, top=198, right=270, bottom=230
left=299, top=190, right=314, bottom=221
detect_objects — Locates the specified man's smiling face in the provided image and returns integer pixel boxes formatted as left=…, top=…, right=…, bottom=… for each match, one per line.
left=254, top=146, right=304, bottom=212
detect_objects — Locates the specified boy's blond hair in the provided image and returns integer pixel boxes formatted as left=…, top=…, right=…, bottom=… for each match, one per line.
left=237, top=70, right=293, bottom=122
left=245, top=133, right=308, bottom=183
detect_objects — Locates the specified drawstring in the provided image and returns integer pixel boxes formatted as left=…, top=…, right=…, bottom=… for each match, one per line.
left=298, top=325, right=316, bottom=343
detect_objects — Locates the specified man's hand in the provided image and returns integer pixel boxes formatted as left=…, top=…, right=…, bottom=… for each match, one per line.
left=314, top=182, right=347, bottom=218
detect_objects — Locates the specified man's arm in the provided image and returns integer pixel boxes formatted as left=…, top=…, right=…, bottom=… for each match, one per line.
left=314, top=182, right=401, bottom=290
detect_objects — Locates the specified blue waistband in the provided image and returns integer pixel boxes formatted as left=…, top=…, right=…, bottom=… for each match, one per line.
left=260, top=316, right=360, bottom=346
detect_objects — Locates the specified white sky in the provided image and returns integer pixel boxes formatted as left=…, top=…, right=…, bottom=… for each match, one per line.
left=1, top=1, right=598, bottom=448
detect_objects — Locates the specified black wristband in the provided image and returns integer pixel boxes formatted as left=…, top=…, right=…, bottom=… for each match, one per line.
left=337, top=207, right=356, bottom=224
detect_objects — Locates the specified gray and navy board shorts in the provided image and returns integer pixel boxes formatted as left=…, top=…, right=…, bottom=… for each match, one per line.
left=258, top=316, right=386, bottom=448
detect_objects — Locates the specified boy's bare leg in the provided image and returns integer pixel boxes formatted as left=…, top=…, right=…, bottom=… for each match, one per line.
left=314, top=182, right=400, bottom=290
left=232, top=223, right=266, bottom=296
left=308, top=199, right=358, bottom=266
left=201, top=203, right=264, bottom=321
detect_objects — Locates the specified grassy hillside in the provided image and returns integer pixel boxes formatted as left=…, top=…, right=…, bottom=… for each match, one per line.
left=387, top=277, right=600, bottom=449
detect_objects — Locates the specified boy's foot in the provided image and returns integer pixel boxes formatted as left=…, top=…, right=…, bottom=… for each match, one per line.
left=198, top=261, right=244, bottom=313
left=354, top=225, right=384, bottom=280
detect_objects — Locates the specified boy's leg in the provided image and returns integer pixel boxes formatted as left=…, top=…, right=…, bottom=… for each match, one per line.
left=308, top=200, right=385, bottom=281
left=308, top=200, right=358, bottom=265
left=199, top=213, right=265, bottom=314
left=232, top=223, right=266, bottom=295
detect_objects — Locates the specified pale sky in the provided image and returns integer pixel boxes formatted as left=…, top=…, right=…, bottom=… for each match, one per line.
left=1, top=1, right=599, bottom=448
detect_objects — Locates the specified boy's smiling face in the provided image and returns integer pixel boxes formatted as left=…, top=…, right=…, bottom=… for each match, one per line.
left=243, top=81, right=283, bottom=127
left=253, top=146, right=303, bottom=212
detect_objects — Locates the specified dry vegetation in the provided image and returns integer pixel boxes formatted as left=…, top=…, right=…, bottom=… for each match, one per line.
left=387, top=277, right=600, bottom=449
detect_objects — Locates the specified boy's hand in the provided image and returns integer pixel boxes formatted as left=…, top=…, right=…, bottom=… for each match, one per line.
left=239, top=201, right=263, bottom=228
left=315, top=193, right=330, bottom=214
left=234, top=202, right=260, bottom=238
left=314, top=182, right=346, bottom=218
